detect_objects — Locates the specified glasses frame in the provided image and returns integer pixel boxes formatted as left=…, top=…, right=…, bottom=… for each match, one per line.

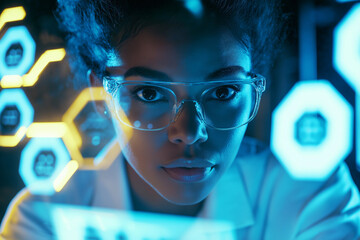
left=103, top=73, right=266, bottom=131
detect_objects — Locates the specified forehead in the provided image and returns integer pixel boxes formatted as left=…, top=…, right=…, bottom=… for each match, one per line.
left=109, top=18, right=251, bottom=80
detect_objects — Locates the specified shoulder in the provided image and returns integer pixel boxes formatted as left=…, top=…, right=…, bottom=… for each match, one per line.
left=235, top=137, right=360, bottom=238
left=0, top=170, right=95, bottom=240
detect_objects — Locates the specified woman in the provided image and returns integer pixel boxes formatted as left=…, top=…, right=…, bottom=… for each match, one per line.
left=1, top=0, right=360, bottom=239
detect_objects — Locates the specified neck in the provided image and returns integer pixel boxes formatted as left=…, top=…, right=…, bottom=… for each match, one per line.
left=125, top=160, right=204, bottom=217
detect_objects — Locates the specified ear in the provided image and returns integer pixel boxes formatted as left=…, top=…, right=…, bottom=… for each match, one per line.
left=87, top=70, right=103, bottom=87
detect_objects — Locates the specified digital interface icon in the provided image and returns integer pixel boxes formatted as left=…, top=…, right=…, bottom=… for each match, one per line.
left=271, top=80, right=353, bottom=179
left=19, top=137, right=71, bottom=195
left=295, top=112, right=327, bottom=146
left=33, top=151, right=56, bottom=178
left=0, top=89, right=34, bottom=147
left=0, top=105, right=21, bottom=135
left=5, top=43, right=23, bottom=67
left=0, top=26, right=36, bottom=76
left=63, top=87, right=132, bottom=169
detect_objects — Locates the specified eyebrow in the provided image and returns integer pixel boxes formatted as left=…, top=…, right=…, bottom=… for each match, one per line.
left=122, top=65, right=247, bottom=81
left=206, top=66, right=247, bottom=80
left=124, top=67, right=171, bottom=81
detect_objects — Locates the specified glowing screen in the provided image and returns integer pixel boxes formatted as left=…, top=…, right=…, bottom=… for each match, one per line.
left=52, top=204, right=236, bottom=240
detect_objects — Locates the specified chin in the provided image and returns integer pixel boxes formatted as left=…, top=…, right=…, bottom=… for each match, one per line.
left=149, top=177, right=214, bottom=206
left=159, top=191, right=208, bottom=206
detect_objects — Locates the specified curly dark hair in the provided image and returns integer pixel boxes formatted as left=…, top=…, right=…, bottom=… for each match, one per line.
left=56, top=0, right=286, bottom=85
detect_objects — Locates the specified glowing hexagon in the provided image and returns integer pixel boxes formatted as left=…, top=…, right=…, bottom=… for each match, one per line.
left=0, top=89, right=34, bottom=147
left=333, top=3, right=360, bottom=94
left=19, top=137, right=71, bottom=195
left=0, top=26, right=36, bottom=76
left=271, top=80, right=353, bottom=179
left=62, top=87, right=132, bottom=169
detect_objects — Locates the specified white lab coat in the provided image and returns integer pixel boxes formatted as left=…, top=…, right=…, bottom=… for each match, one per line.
left=1, top=137, right=360, bottom=239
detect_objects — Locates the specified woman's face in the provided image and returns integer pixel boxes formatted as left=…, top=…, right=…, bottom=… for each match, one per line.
left=107, top=19, right=251, bottom=205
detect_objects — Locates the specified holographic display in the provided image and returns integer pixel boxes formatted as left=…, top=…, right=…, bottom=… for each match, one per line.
left=333, top=3, right=360, bottom=171
left=271, top=80, right=353, bottom=179
left=333, top=3, right=360, bottom=94
left=0, top=26, right=35, bottom=76
left=0, top=89, right=34, bottom=147
left=52, top=204, right=236, bottom=240
left=19, top=137, right=71, bottom=195
left=62, top=87, right=131, bottom=169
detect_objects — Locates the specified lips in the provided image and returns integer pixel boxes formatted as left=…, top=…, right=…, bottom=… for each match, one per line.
left=163, top=167, right=214, bottom=182
left=161, top=159, right=216, bottom=183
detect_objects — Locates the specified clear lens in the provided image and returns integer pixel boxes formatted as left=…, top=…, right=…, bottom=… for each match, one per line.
left=115, top=83, right=175, bottom=130
left=113, top=81, right=260, bottom=130
left=201, top=82, right=256, bottom=129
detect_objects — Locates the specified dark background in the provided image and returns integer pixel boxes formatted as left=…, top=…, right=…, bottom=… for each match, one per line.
left=0, top=0, right=359, bottom=221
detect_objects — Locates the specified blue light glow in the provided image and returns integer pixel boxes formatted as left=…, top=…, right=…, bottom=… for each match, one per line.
left=19, top=138, right=71, bottom=195
left=0, top=89, right=34, bottom=132
left=184, top=0, right=203, bottom=17
left=336, top=0, right=359, bottom=2
left=271, top=80, right=353, bottom=179
left=333, top=3, right=360, bottom=93
left=52, top=204, right=236, bottom=239
left=0, top=26, right=36, bottom=76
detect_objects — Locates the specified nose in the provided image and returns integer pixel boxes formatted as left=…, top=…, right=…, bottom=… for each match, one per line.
left=168, top=100, right=208, bottom=145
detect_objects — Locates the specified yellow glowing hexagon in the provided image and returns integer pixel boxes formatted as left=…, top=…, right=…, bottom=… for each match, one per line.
left=62, top=87, right=132, bottom=169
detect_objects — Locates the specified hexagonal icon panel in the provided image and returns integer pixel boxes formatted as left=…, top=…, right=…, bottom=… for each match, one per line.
left=19, top=138, right=71, bottom=195
left=0, top=26, right=36, bottom=76
left=62, top=87, right=131, bottom=169
left=0, top=89, right=34, bottom=147
left=333, top=3, right=360, bottom=93
left=73, top=101, right=117, bottom=165
left=271, top=80, right=353, bottom=179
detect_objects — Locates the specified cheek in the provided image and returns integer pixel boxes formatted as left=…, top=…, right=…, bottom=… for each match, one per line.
left=117, top=129, right=168, bottom=170
left=206, top=127, right=247, bottom=167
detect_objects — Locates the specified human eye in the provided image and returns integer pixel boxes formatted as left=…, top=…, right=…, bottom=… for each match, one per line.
left=208, top=84, right=240, bottom=101
left=132, top=86, right=167, bottom=103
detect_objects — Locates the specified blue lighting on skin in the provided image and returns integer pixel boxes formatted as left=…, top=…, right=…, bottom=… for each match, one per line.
left=184, top=0, right=203, bottom=17
left=19, top=138, right=71, bottom=195
left=0, top=26, right=36, bottom=76
left=333, top=3, right=360, bottom=93
left=271, top=80, right=353, bottom=179
left=51, top=204, right=236, bottom=239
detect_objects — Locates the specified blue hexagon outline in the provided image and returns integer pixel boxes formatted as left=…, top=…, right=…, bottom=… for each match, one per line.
left=19, top=137, right=71, bottom=195
left=333, top=3, right=360, bottom=94
left=0, top=26, right=36, bottom=76
left=0, top=89, right=34, bottom=132
left=270, top=80, right=353, bottom=179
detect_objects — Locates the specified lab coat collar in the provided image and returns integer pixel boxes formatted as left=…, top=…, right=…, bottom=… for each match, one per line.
left=197, top=137, right=269, bottom=229
left=92, top=156, right=132, bottom=210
